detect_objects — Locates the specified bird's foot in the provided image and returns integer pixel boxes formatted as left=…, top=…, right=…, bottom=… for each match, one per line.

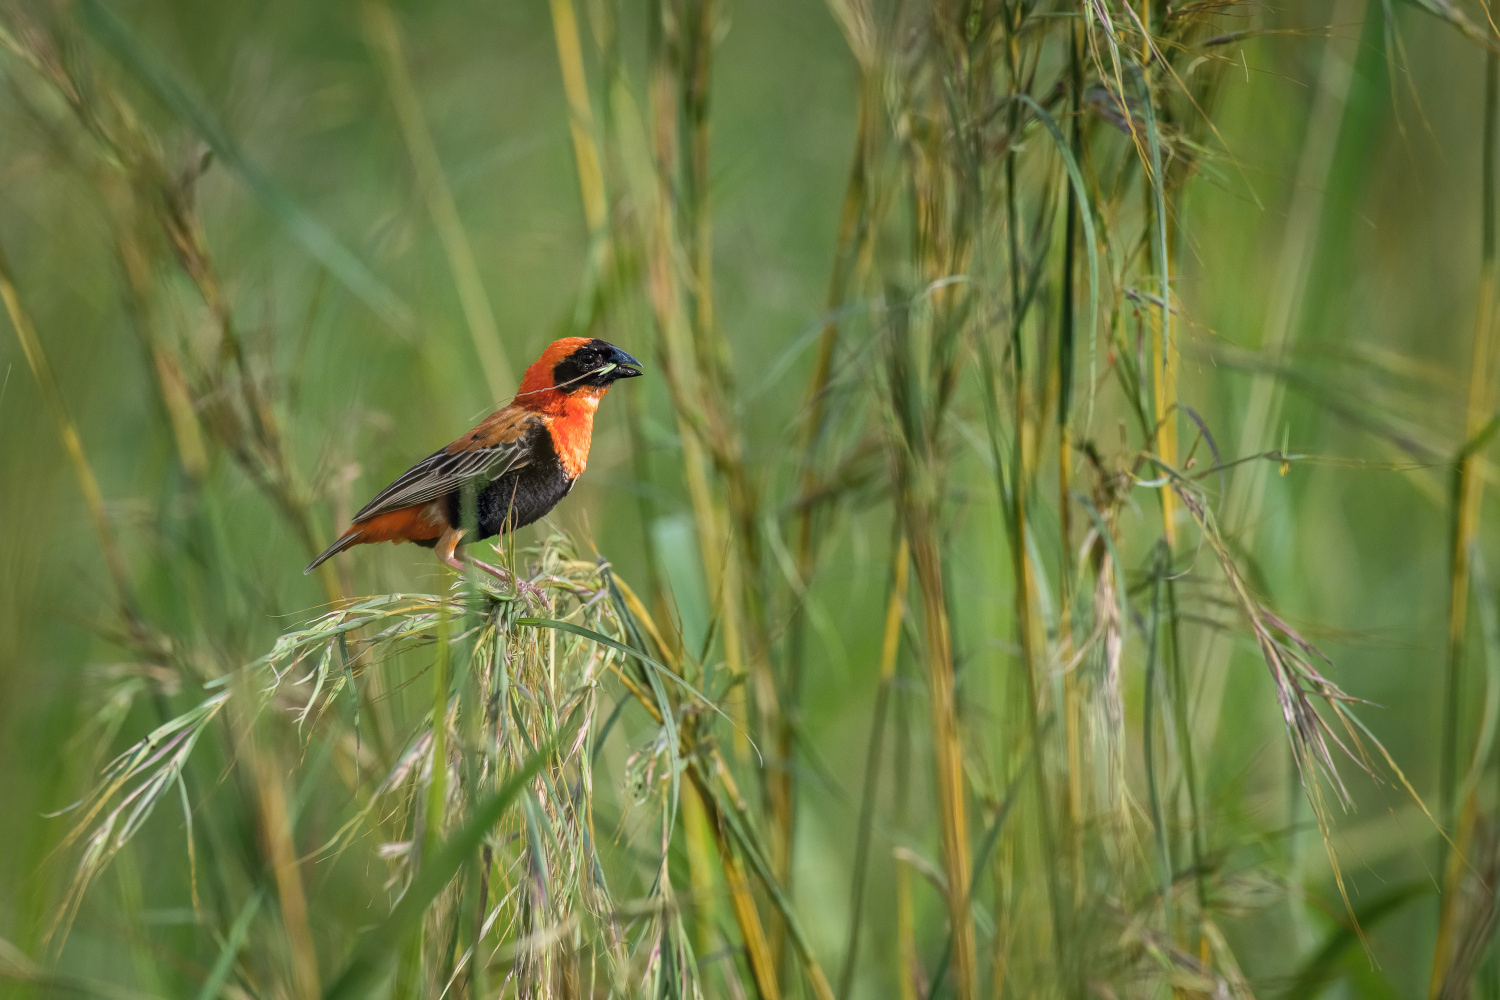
left=466, top=556, right=548, bottom=606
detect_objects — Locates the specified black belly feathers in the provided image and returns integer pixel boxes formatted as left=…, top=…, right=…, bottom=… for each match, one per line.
left=441, top=425, right=576, bottom=542
left=428, top=421, right=575, bottom=545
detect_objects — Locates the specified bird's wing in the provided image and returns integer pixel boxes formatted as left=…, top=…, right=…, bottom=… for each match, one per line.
left=352, top=409, right=539, bottom=522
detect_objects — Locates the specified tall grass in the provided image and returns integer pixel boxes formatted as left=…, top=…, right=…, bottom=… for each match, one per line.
left=3, top=0, right=1500, bottom=998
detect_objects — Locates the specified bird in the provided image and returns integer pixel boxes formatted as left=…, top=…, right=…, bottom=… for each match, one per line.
left=305, top=337, right=643, bottom=581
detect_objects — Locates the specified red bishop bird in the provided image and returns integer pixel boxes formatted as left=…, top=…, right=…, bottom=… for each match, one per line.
left=306, top=337, right=643, bottom=579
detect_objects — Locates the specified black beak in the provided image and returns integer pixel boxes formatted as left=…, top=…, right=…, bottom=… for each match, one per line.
left=607, top=346, right=644, bottom=379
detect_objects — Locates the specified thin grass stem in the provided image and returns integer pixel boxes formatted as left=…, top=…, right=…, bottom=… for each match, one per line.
left=364, top=0, right=516, bottom=400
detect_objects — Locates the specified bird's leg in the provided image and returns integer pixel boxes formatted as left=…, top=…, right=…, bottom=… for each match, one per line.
left=468, top=553, right=548, bottom=605
left=437, top=528, right=544, bottom=604
left=436, top=528, right=469, bottom=573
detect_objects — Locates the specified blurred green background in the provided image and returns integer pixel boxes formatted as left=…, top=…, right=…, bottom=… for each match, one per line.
left=1, top=0, right=1498, bottom=996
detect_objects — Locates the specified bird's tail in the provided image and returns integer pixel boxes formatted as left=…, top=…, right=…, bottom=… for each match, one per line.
left=304, top=528, right=363, bottom=574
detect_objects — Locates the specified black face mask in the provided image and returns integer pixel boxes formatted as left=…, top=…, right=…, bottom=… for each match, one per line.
left=550, top=340, right=644, bottom=391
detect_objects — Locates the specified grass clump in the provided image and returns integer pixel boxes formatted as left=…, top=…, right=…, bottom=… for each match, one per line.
left=4, top=1, right=1500, bottom=998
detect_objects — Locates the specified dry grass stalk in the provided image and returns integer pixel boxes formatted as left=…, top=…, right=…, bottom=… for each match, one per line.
left=12, top=1, right=1495, bottom=997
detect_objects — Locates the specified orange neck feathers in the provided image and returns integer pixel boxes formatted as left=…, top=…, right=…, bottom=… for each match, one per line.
left=512, top=337, right=608, bottom=478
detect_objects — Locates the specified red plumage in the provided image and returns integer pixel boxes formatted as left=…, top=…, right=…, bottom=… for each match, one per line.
left=305, top=337, right=643, bottom=578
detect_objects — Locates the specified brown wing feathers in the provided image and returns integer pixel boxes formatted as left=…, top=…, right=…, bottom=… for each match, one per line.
left=304, top=409, right=538, bottom=573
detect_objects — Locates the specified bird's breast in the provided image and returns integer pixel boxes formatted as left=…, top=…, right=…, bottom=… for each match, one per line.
left=472, top=434, right=578, bottom=539
left=546, top=412, right=594, bottom=479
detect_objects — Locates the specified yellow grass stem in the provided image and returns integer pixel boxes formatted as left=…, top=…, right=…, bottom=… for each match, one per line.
left=669, top=4, right=781, bottom=860
left=910, top=525, right=975, bottom=1000
left=1139, top=0, right=1150, bottom=63
left=700, top=754, right=836, bottom=1000
left=1431, top=48, right=1500, bottom=999
left=0, top=237, right=140, bottom=627
left=613, top=573, right=707, bottom=960
left=643, top=2, right=773, bottom=821
left=1142, top=60, right=1177, bottom=550
left=548, top=0, right=608, bottom=234
left=243, top=716, right=320, bottom=999
left=836, top=534, right=908, bottom=1000
left=642, top=141, right=757, bottom=756
left=989, top=835, right=1016, bottom=1000
left=612, top=574, right=680, bottom=671
left=606, top=585, right=833, bottom=1000
left=705, top=803, right=781, bottom=1000
left=682, top=415, right=755, bottom=755
left=682, top=782, right=718, bottom=959
left=793, top=71, right=878, bottom=548
left=1151, top=308, right=1177, bottom=547
left=895, top=850, right=918, bottom=1000
left=892, top=540, right=919, bottom=1000
left=881, top=538, right=911, bottom=682
left=606, top=645, right=785, bottom=1000
left=364, top=0, right=515, bottom=401
left=118, top=233, right=208, bottom=480
left=1012, top=355, right=1066, bottom=982
left=1431, top=789, right=1482, bottom=998
left=789, top=85, right=879, bottom=898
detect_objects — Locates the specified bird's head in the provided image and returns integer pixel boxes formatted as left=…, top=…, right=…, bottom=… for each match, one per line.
left=514, top=337, right=644, bottom=410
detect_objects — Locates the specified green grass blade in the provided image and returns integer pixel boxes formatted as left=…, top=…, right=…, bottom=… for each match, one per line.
left=1143, top=542, right=1174, bottom=936
left=517, top=615, right=751, bottom=748
left=1138, top=66, right=1171, bottom=389
left=518, top=615, right=682, bottom=829
left=193, top=890, right=263, bottom=1000
left=925, top=755, right=1031, bottom=999
left=0, top=942, right=166, bottom=1000
left=1017, top=95, right=1099, bottom=426
left=322, top=727, right=562, bottom=1000
left=1284, top=882, right=1429, bottom=999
